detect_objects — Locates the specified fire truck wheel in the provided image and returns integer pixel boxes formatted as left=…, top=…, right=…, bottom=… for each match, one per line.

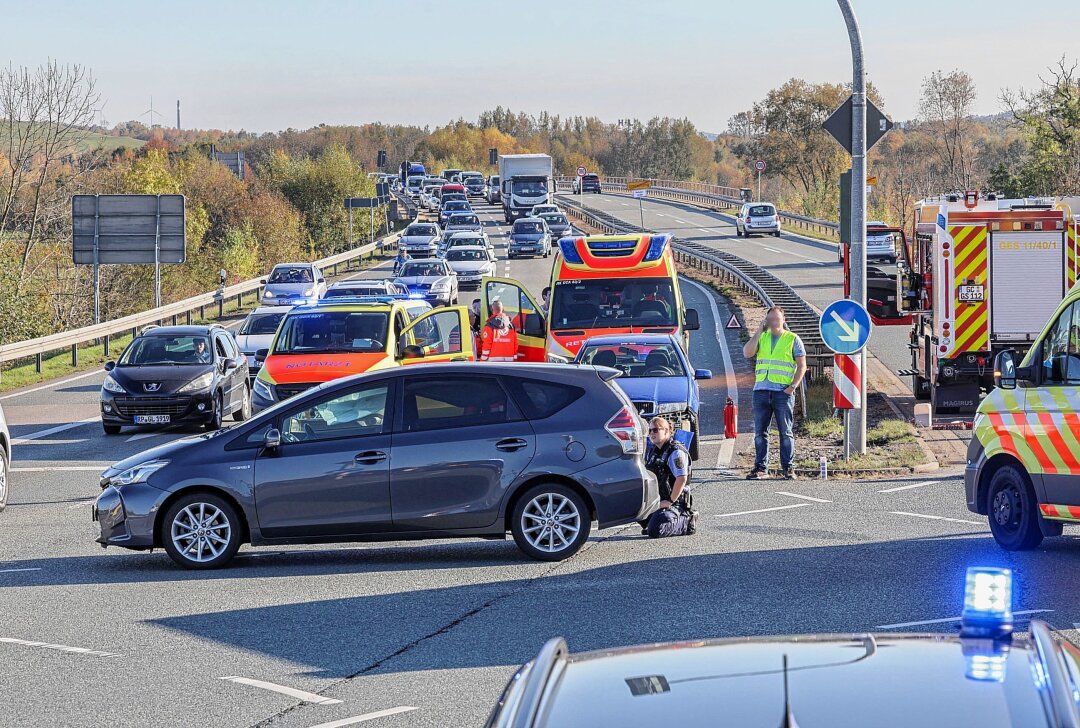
left=987, top=464, right=1043, bottom=551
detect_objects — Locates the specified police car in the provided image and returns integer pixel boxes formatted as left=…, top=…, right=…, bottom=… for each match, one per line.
left=485, top=568, right=1080, bottom=727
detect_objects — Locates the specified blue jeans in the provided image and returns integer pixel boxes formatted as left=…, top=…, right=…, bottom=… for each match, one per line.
left=644, top=506, right=689, bottom=538
left=753, top=388, right=795, bottom=470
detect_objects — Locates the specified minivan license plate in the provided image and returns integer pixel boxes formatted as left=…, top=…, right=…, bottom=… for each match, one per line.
left=134, top=415, right=170, bottom=424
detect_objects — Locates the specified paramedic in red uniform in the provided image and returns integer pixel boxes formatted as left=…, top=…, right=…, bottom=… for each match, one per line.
left=481, top=300, right=519, bottom=362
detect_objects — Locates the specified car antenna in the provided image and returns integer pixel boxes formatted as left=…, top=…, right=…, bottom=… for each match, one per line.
left=778, top=654, right=800, bottom=728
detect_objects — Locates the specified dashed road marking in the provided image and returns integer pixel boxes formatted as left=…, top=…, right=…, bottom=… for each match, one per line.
left=675, top=218, right=688, bottom=224
left=11, top=418, right=99, bottom=446
left=0, top=568, right=42, bottom=574
left=874, top=609, right=1053, bottom=630
left=308, top=707, right=420, bottom=727
left=699, top=228, right=712, bottom=234
left=218, top=676, right=343, bottom=705
left=879, top=480, right=940, bottom=493
left=0, top=637, right=121, bottom=657
left=889, top=511, right=981, bottom=526
left=763, top=246, right=781, bottom=254
left=775, top=491, right=831, bottom=503
left=715, top=503, right=809, bottom=518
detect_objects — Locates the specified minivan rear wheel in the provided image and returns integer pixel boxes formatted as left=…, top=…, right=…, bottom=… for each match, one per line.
left=511, top=483, right=591, bottom=561
left=161, top=492, right=242, bottom=569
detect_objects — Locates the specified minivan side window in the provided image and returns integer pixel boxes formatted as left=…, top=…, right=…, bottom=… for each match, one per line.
left=504, top=378, right=585, bottom=419
left=401, top=376, right=519, bottom=432
left=1039, top=301, right=1080, bottom=385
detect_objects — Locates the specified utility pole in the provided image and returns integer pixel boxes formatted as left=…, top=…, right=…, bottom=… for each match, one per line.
left=837, top=0, right=868, bottom=455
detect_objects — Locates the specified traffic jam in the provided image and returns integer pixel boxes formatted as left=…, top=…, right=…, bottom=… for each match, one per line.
left=5, top=153, right=1080, bottom=726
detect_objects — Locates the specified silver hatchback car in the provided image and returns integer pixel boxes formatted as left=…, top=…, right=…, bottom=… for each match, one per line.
left=736, top=202, right=781, bottom=238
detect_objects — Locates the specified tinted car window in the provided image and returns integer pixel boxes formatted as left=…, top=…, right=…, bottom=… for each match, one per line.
left=401, top=376, right=516, bottom=432
left=449, top=215, right=479, bottom=226
left=513, top=222, right=543, bottom=234
left=268, top=266, right=313, bottom=284
left=749, top=205, right=775, bottom=216
left=405, top=224, right=437, bottom=236
left=239, top=312, right=286, bottom=335
left=505, top=378, right=585, bottom=419
left=400, top=262, right=448, bottom=277
left=447, top=249, right=488, bottom=261
left=120, top=335, right=212, bottom=365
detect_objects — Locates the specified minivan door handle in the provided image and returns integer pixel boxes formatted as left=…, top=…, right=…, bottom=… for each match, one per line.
left=495, top=438, right=528, bottom=452
left=354, top=450, right=387, bottom=464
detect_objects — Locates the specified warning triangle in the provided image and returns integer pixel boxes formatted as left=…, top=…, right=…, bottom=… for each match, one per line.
left=726, top=314, right=742, bottom=329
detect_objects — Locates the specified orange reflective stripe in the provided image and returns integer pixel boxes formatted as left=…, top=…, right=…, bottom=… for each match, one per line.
left=1036, top=413, right=1080, bottom=473
left=1013, top=412, right=1055, bottom=472
left=1040, top=503, right=1080, bottom=521
left=986, top=412, right=1019, bottom=458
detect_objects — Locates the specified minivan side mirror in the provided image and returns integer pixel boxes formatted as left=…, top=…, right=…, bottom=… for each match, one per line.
left=223, top=358, right=240, bottom=371
left=994, top=350, right=1018, bottom=390
left=684, top=308, right=701, bottom=331
left=694, top=369, right=713, bottom=380
left=104, top=360, right=116, bottom=372
left=255, top=348, right=269, bottom=360
left=260, top=278, right=267, bottom=284
left=263, top=428, right=281, bottom=450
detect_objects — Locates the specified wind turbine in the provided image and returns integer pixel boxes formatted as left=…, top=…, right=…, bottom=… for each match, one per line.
left=141, top=96, right=164, bottom=128
left=93, top=99, right=108, bottom=129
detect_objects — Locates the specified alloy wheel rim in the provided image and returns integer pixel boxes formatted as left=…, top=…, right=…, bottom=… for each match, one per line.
left=0, top=454, right=7, bottom=503
left=171, top=503, right=231, bottom=562
left=521, top=493, right=580, bottom=553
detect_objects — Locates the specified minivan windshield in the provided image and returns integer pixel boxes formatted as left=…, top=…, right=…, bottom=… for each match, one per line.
left=551, top=278, right=677, bottom=330
left=275, top=311, right=389, bottom=354
left=268, top=266, right=313, bottom=284
left=400, top=262, right=449, bottom=277
left=120, top=335, right=212, bottom=366
left=443, top=201, right=469, bottom=211
left=405, top=224, right=437, bottom=236
left=447, top=249, right=489, bottom=261
left=449, top=215, right=479, bottom=226
left=514, top=222, right=544, bottom=234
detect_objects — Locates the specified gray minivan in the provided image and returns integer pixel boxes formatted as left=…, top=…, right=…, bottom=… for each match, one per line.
left=94, top=363, right=658, bottom=569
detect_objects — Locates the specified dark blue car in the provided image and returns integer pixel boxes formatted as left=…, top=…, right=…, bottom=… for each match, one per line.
left=574, top=334, right=711, bottom=459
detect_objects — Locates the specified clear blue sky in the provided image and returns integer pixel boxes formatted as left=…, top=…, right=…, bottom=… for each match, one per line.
left=10, top=0, right=1080, bottom=133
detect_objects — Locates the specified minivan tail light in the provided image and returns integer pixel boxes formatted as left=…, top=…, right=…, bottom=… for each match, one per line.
left=606, top=406, right=643, bottom=455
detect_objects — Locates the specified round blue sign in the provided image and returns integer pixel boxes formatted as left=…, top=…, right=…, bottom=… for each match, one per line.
left=819, top=299, right=871, bottom=354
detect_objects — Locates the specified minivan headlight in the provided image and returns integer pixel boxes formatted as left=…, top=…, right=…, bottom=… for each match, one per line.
left=253, top=378, right=274, bottom=401
left=111, top=459, right=169, bottom=487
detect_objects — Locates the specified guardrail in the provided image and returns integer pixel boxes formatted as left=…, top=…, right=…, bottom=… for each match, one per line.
left=0, top=223, right=410, bottom=379
left=554, top=176, right=840, bottom=240
left=557, top=195, right=830, bottom=375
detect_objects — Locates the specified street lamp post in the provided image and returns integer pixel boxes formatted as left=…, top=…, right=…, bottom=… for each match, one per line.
left=837, top=0, right=868, bottom=455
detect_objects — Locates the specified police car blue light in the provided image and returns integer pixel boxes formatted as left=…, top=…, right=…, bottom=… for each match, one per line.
left=960, top=567, right=1012, bottom=639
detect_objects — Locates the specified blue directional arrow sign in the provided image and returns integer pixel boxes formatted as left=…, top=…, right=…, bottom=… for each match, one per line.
left=819, top=299, right=871, bottom=354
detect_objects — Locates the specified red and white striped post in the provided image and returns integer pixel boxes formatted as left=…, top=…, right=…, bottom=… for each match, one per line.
left=834, top=354, right=862, bottom=409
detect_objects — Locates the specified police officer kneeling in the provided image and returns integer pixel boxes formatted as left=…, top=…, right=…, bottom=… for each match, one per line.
left=640, top=416, right=698, bottom=538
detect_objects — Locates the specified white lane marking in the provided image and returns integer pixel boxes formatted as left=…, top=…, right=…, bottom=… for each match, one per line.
left=804, top=259, right=826, bottom=266
left=879, top=480, right=940, bottom=494
left=889, top=511, right=982, bottom=526
left=0, top=568, right=42, bottom=574
left=620, top=202, right=630, bottom=206
left=874, top=609, right=1053, bottom=630
left=775, top=491, right=832, bottom=503
left=11, top=466, right=105, bottom=472
left=715, top=503, right=810, bottom=518
left=308, top=707, right=420, bottom=728
left=11, top=417, right=99, bottom=446
left=680, top=278, right=737, bottom=409
left=763, top=246, right=781, bottom=254
left=69, top=501, right=95, bottom=509
left=0, top=369, right=104, bottom=400
left=675, top=219, right=688, bottom=224
left=219, top=677, right=343, bottom=705
left=655, top=213, right=666, bottom=217
left=0, top=637, right=121, bottom=657
left=716, top=438, right=735, bottom=469
left=699, top=228, right=712, bottom=234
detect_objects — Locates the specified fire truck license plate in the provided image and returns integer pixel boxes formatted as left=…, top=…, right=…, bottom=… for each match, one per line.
left=958, top=285, right=985, bottom=302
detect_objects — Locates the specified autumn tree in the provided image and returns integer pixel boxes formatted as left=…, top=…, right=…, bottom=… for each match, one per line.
left=920, top=70, right=979, bottom=190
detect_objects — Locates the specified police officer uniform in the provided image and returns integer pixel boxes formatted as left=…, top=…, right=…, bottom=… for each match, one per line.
left=641, top=438, right=695, bottom=538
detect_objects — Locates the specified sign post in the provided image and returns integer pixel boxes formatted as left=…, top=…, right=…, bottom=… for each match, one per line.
left=754, top=160, right=766, bottom=201
left=73, top=194, right=186, bottom=323
left=627, top=180, right=651, bottom=230
left=819, top=298, right=872, bottom=460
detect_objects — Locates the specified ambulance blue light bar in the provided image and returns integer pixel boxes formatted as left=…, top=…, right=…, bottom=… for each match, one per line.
left=642, top=233, right=671, bottom=262
left=558, top=237, right=584, bottom=265
left=960, top=567, right=1013, bottom=639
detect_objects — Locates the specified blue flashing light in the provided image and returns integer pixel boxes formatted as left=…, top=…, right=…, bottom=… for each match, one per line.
left=642, top=234, right=671, bottom=262
left=964, top=652, right=1008, bottom=683
left=559, top=237, right=584, bottom=265
left=960, top=567, right=1013, bottom=639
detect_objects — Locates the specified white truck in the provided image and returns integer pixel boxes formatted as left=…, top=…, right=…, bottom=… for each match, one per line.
left=499, top=153, right=553, bottom=223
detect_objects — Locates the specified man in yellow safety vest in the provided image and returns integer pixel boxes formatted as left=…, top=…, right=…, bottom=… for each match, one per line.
left=742, top=306, right=807, bottom=480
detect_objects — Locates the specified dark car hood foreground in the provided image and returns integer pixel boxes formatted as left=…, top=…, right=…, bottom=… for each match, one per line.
left=101, top=430, right=222, bottom=481
left=109, top=364, right=215, bottom=396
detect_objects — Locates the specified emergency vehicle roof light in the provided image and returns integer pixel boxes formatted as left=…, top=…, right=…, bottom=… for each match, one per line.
left=558, top=237, right=584, bottom=265
left=960, top=567, right=1013, bottom=639
left=642, top=234, right=670, bottom=263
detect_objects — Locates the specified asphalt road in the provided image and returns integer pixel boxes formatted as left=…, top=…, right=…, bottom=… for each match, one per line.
left=1, top=197, right=1076, bottom=727
left=564, top=191, right=914, bottom=390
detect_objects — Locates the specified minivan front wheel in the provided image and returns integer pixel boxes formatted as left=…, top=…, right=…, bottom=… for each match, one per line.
left=511, top=484, right=591, bottom=561
left=162, top=493, right=242, bottom=569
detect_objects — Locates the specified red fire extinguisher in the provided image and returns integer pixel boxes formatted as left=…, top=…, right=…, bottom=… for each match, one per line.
left=724, top=396, right=738, bottom=439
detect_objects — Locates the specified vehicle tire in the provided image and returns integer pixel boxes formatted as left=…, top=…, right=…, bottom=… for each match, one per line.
left=0, top=443, right=9, bottom=512
left=987, top=464, right=1043, bottom=551
left=889, top=256, right=897, bottom=265
left=205, top=393, right=224, bottom=431
left=451, top=294, right=459, bottom=305
left=231, top=385, right=251, bottom=422
left=511, top=483, right=591, bottom=561
left=102, top=422, right=122, bottom=435
left=161, top=492, right=242, bottom=569
left=773, top=231, right=781, bottom=237
left=688, top=418, right=700, bottom=461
